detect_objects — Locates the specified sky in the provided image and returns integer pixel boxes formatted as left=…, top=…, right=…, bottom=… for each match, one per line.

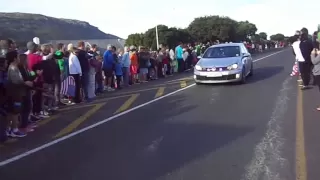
left=0, top=0, right=318, bottom=39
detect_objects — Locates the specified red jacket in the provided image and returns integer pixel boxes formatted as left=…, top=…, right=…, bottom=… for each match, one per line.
left=27, top=53, right=42, bottom=71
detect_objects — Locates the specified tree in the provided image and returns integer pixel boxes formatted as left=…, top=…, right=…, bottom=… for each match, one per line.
left=270, top=33, right=285, bottom=41
left=250, top=34, right=261, bottom=43
left=188, top=16, right=240, bottom=42
left=258, top=32, right=268, bottom=40
left=125, top=33, right=144, bottom=47
left=125, top=25, right=193, bottom=50
left=235, top=21, right=258, bottom=41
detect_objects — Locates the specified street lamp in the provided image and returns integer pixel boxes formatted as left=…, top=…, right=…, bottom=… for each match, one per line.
left=155, top=25, right=159, bottom=50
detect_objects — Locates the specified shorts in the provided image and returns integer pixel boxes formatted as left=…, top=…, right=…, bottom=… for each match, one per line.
left=103, top=68, right=113, bottom=77
left=139, top=68, right=148, bottom=75
left=5, top=98, right=22, bottom=114
left=130, top=65, right=138, bottom=75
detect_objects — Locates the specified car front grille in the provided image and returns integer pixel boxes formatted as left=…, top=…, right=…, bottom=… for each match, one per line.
left=196, top=74, right=237, bottom=81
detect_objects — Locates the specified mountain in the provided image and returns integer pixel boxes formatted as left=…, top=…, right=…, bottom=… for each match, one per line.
left=0, top=12, right=121, bottom=42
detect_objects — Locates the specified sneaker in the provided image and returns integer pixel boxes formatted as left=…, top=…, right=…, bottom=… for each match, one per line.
left=9, top=130, right=27, bottom=138
left=38, top=111, right=50, bottom=118
left=107, top=87, right=115, bottom=91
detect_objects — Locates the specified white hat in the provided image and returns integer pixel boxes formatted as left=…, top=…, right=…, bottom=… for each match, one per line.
left=33, top=37, right=40, bottom=45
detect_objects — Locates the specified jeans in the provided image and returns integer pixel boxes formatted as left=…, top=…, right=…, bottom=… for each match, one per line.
left=122, top=67, right=129, bottom=86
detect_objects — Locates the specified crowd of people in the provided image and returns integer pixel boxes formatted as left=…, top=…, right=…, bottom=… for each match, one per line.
left=291, top=27, right=320, bottom=110
left=0, top=37, right=275, bottom=143
left=291, top=28, right=320, bottom=93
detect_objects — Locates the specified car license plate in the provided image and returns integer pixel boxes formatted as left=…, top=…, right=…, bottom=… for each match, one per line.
left=207, top=72, right=222, bottom=77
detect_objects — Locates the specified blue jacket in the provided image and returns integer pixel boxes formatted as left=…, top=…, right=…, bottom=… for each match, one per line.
left=115, top=62, right=123, bottom=76
left=103, top=50, right=114, bottom=69
left=121, top=52, right=131, bottom=68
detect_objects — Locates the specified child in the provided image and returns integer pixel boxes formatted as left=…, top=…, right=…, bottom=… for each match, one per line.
left=114, top=57, right=123, bottom=89
left=6, top=53, right=33, bottom=137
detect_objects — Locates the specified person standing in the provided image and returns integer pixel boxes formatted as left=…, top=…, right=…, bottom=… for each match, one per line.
left=77, top=41, right=89, bottom=99
left=175, top=42, right=184, bottom=72
left=68, top=45, right=82, bottom=103
left=121, top=46, right=131, bottom=87
left=299, top=28, right=314, bottom=90
left=138, top=47, right=149, bottom=82
left=103, top=45, right=115, bottom=91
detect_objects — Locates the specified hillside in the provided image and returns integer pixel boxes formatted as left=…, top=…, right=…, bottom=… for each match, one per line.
left=0, top=12, right=121, bottom=42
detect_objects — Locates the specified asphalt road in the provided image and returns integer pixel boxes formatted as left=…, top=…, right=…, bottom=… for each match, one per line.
left=1, top=48, right=319, bottom=180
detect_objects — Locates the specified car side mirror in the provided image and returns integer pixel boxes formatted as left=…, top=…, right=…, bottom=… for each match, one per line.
left=242, top=53, right=250, bottom=57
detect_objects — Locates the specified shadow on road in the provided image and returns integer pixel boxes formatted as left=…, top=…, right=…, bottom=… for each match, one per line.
left=246, top=66, right=284, bottom=84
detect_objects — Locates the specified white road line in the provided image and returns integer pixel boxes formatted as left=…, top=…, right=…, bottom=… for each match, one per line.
left=0, top=49, right=286, bottom=167
left=253, top=50, right=285, bottom=62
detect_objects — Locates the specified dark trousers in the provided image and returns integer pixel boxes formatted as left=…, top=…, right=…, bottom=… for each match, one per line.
left=0, top=113, right=7, bottom=142
left=177, top=59, right=185, bottom=72
left=116, top=75, right=122, bottom=88
left=21, top=91, right=32, bottom=128
left=314, top=75, right=320, bottom=91
left=299, top=62, right=312, bottom=86
left=71, top=74, right=81, bottom=103
left=80, top=72, right=89, bottom=99
left=32, top=90, right=42, bottom=114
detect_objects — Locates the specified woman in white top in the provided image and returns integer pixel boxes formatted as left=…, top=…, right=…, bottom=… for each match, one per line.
left=68, top=44, right=82, bottom=103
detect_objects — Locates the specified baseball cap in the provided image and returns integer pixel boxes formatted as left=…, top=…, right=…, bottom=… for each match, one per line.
left=27, top=41, right=37, bottom=51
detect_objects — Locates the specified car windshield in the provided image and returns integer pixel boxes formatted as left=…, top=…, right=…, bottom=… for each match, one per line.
left=203, top=46, right=241, bottom=58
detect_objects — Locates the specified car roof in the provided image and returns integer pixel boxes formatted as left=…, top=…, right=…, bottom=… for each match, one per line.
left=209, top=43, right=243, bottom=48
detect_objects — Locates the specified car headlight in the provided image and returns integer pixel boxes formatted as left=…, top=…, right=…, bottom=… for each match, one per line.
left=195, top=65, right=202, bottom=71
left=227, top=63, right=238, bottom=70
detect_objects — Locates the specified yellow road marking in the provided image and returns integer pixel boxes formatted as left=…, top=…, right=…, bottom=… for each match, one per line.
left=58, top=94, right=132, bottom=111
left=154, top=87, right=165, bottom=98
left=58, top=104, right=96, bottom=112
left=54, top=102, right=106, bottom=138
left=114, top=94, right=139, bottom=114
left=0, top=138, right=18, bottom=148
left=180, top=81, right=187, bottom=88
left=113, top=87, right=159, bottom=96
left=296, top=86, right=307, bottom=180
left=37, top=114, right=60, bottom=126
left=166, top=76, right=193, bottom=83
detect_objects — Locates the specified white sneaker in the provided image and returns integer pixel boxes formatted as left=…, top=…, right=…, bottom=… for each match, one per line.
left=39, top=111, right=50, bottom=118
left=107, top=87, right=115, bottom=91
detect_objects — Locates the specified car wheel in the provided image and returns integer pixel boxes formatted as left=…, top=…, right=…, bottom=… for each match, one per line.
left=240, top=69, right=246, bottom=84
left=248, top=63, right=253, bottom=76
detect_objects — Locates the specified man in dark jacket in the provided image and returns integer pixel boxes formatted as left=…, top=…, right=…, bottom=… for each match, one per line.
left=77, top=41, right=89, bottom=100
left=299, top=28, right=314, bottom=89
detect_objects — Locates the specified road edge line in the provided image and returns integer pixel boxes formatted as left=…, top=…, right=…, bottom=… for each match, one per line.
left=296, top=86, right=307, bottom=180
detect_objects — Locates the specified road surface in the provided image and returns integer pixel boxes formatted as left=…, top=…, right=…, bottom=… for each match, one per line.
left=0, top=48, right=319, bottom=180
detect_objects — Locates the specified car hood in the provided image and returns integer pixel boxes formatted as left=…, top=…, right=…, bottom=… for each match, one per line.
left=198, top=57, right=241, bottom=67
